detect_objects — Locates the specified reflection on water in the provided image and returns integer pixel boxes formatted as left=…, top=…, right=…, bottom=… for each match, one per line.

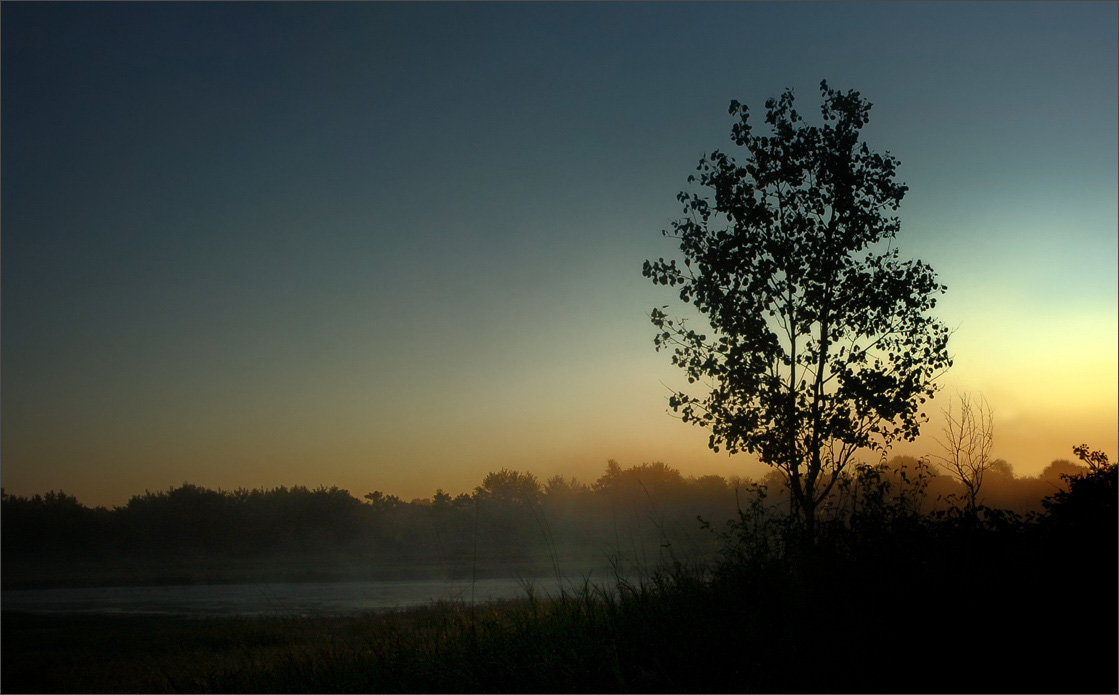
left=1, top=577, right=589, bottom=617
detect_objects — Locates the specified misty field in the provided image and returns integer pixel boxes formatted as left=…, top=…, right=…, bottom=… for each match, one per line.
left=3, top=455, right=1116, bottom=694
left=3, top=544, right=1113, bottom=694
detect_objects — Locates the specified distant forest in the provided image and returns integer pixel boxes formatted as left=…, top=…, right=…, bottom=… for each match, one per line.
left=0, top=456, right=1093, bottom=589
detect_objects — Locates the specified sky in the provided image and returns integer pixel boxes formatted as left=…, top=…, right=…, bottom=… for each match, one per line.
left=2, top=2, right=1116, bottom=508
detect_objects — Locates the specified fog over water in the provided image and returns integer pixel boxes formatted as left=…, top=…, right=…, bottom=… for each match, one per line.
left=1, top=576, right=599, bottom=617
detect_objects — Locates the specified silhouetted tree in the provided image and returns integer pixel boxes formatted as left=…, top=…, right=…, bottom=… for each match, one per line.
left=932, top=392, right=995, bottom=511
left=474, top=469, right=542, bottom=505
left=364, top=490, right=403, bottom=512
left=1043, top=444, right=1116, bottom=533
left=542, top=475, right=593, bottom=513
left=643, top=81, right=952, bottom=540
left=593, top=461, right=686, bottom=501
left=471, top=469, right=544, bottom=561
left=0, top=489, right=110, bottom=558
left=1038, top=458, right=1086, bottom=482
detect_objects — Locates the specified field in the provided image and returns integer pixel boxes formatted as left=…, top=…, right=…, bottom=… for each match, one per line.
left=4, top=460, right=1116, bottom=693
left=4, top=521, right=1115, bottom=694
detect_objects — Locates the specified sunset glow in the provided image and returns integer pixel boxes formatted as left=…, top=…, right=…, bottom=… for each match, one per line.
left=2, top=2, right=1116, bottom=509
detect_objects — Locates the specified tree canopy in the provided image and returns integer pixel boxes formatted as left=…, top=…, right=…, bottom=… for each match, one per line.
left=643, top=81, right=952, bottom=535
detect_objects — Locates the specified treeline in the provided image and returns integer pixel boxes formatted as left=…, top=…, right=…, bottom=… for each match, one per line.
left=2, top=461, right=744, bottom=586
left=0, top=456, right=1092, bottom=587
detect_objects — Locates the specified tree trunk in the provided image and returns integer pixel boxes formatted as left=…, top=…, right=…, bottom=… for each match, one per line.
left=799, top=489, right=817, bottom=548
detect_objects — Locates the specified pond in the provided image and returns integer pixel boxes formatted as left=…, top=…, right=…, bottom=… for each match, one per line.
left=1, top=576, right=599, bottom=617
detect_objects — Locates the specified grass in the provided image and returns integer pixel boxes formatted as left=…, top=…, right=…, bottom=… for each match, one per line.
left=4, top=550, right=1114, bottom=694
left=4, top=481, right=1117, bottom=694
left=2, top=574, right=708, bottom=694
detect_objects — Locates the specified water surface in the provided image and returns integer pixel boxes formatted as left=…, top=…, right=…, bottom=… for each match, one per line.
left=1, top=576, right=584, bottom=617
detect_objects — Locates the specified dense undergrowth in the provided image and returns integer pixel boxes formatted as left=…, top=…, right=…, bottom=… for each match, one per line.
left=3, top=454, right=1115, bottom=693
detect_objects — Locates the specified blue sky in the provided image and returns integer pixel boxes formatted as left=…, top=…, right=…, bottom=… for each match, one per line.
left=3, top=2, right=1116, bottom=506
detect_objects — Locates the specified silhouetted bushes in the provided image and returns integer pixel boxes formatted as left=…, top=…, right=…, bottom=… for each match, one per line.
left=0, top=454, right=1098, bottom=589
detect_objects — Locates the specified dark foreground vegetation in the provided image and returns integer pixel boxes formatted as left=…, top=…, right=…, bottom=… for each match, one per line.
left=3, top=449, right=1115, bottom=694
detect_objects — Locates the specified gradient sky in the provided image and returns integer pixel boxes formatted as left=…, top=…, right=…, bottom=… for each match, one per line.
left=3, top=2, right=1116, bottom=508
